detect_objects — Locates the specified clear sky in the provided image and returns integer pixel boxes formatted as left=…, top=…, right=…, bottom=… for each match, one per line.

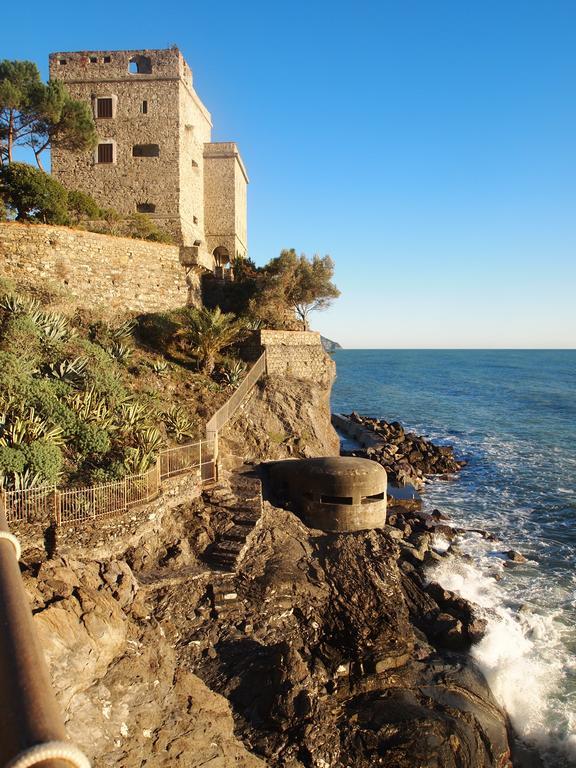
left=4, top=0, right=575, bottom=348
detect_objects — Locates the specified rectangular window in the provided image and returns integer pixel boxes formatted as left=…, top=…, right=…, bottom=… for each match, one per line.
left=103, top=56, right=111, bottom=63
left=136, top=203, right=155, bottom=213
left=97, top=143, right=114, bottom=164
left=141, top=100, right=148, bottom=114
left=320, top=495, right=353, bottom=505
left=89, top=57, right=98, bottom=64
left=132, top=144, right=160, bottom=158
left=96, top=98, right=113, bottom=119
left=58, top=59, right=67, bottom=65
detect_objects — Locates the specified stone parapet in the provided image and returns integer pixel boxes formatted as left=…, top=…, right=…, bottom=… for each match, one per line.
left=0, top=222, right=197, bottom=315
left=257, top=330, right=334, bottom=381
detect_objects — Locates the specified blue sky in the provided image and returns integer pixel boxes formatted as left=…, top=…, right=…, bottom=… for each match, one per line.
left=4, top=0, right=575, bottom=347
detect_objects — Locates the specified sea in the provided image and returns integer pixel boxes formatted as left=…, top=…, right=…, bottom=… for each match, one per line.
left=330, top=349, right=576, bottom=766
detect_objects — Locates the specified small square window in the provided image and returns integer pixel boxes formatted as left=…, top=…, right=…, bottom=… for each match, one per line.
left=103, top=56, right=111, bottom=63
left=97, top=143, right=114, bottom=164
left=89, top=57, right=98, bottom=64
left=59, top=59, right=67, bottom=65
left=96, top=98, right=113, bottom=119
left=191, top=159, right=198, bottom=168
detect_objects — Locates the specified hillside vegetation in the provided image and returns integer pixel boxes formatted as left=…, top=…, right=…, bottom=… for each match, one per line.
left=0, top=280, right=243, bottom=491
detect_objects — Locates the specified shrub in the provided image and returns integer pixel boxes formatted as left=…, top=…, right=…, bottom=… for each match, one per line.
left=67, top=189, right=102, bottom=223
left=0, top=313, right=42, bottom=360
left=22, top=440, right=63, bottom=484
left=0, top=445, right=26, bottom=477
left=0, top=162, right=69, bottom=224
left=74, top=423, right=111, bottom=457
left=125, top=213, right=174, bottom=243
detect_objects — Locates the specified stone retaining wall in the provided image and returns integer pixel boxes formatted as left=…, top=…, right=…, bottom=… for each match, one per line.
left=259, top=330, right=334, bottom=381
left=0, top=222, right=197, bottom=315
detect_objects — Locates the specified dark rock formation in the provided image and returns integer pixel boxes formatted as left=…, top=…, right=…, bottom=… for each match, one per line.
left=23, top=468, right=512, bottom=768
left=342, top=413, right=466, bottom=489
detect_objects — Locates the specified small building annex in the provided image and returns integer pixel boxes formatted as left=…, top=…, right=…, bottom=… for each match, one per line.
left=49, top=47, right=248, bottom=276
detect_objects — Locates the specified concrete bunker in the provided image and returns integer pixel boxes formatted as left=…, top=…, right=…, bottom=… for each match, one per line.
left=267, top=456, right=387, bottom=533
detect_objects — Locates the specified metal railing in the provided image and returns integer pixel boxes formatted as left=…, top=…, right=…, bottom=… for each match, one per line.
left=0, top=506, right=89, bottom=767
left=205, top=351, right=267, bottom=443
left=2, top=350, right=266, bottom=529
left=2, top=439, right=216, bottom=528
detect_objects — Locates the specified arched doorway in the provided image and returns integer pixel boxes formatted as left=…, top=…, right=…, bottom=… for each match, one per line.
left=212, top=246, right=230, bottom=279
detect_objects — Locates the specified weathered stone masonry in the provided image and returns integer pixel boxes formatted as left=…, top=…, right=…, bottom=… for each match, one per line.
left=0, top=222, right=196, bottom=315
left=49, top=47, right=248, bottom=272
left=240, top=330, right=335, bottom=381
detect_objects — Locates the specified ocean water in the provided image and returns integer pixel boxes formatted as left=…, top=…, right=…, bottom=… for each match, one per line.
left=331, top=349, right=576, bottom=766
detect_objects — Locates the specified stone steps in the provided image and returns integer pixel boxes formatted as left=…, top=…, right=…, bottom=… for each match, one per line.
left=205, top=469, right=264, bottom=573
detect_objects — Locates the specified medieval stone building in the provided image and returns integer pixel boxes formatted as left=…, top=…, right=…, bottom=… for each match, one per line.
left=49, top=47, right=248, bottom=275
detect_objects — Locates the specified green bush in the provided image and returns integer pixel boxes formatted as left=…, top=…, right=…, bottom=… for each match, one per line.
left=89, top=459, right=126, bottom=484
left=0, top=445, right=26, bottom=476
left=27, top=379, right=79, bottom=435
left=74, top=422, right=111, bottom=456
left=0, top=162, right=69, bottom=224
left=67, top=189, right=102, bottom=223
left=22, top=440, right=63, bottom=484
left=0, top=313, right=42, bottom=360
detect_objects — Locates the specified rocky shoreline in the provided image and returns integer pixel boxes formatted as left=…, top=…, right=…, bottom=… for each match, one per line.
left=339, top=412, right=466, bottom=488
left=21, top=415, right=520, bottom=767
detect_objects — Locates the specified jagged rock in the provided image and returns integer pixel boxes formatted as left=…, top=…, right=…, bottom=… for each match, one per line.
left=22, top=476, right=506, bottom=768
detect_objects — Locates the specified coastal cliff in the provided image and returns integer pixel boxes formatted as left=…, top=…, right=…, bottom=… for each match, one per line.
left=17, top=361, right=511, bottom=767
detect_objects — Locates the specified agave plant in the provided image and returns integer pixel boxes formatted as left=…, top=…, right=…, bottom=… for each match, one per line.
left=0, top=406, right=64, bottom=447
left=124, top=447, right=156, bottom=475
left=37, top=312, right=76, bottom=343
left=11, top=469, right=43, bottom=491
left=43, top=357, right=89, bottom=387
left=162, top=406, right=195, bottom=441
left=135, top=426, right=164, bottom=454
left=110, top=318, right=137, bottom=341
left=118, top=401, right=151, bottom=431
left=151, top=359, right=169, bottom=375
left=68, top=387, right=116, bottom=429
left=106, top=341, right=133, bottom=364
left=0, top=294, right=40, bottom=316
left=221, top=360, right=247, bottom=388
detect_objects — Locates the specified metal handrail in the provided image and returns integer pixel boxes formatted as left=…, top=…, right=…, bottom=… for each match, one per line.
left=205, top=351, right=267, bottom=444
left=0, top=503, right=88, bottom=767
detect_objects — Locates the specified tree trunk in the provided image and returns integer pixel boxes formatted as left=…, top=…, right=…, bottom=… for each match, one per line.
left=34, top=150, right=45, bottom=171
left=7, top=110, right=14, bottom=162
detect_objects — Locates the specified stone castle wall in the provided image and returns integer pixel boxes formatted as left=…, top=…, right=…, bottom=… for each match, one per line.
left=49, top=48, right=212, bottom=249
left=0, top=222, right=197, bottom=315
left=259, top=330, right=335, bottom=381
left=48, top=48, right=248, bottom=263
left=204, top=143, right=248, bottom=261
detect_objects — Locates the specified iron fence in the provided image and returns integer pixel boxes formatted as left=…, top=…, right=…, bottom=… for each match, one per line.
left=1, top=439, right=215, bottom=527
left=205, top=351, right=267, bottom=440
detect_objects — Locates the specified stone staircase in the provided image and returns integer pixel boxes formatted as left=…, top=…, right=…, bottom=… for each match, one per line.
left=204, top=471, right=263, bottom=572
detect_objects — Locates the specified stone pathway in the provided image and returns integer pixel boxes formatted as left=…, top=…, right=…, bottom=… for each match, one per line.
left=205, top=471, right=263, bottom=573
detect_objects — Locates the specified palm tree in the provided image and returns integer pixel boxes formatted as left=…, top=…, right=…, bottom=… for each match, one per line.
left=186, top=306, right=245, bottom=375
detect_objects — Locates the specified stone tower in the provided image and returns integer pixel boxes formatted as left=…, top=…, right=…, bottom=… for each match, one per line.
left=49, top=48, right=248, bottom=270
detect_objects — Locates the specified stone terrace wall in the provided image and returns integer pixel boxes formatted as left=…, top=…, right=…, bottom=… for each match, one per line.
left=0, top=222, right=196, bottom=315
left=260, top=330, right=334, bottom=381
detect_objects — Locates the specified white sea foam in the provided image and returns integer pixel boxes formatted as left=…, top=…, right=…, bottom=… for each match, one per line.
left=427, top=555, right=575, bottom=765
